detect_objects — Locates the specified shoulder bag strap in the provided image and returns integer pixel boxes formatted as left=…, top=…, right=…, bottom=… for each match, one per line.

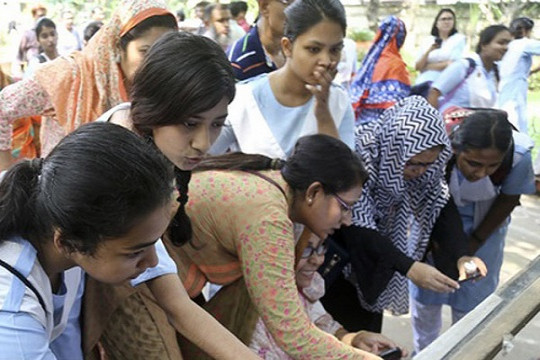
left=243, top=170, right=286, bottom=198
left=0, top=258, right=47, bottom=312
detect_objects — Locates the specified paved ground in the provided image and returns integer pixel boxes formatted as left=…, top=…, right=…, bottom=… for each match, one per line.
left=381, top=194, right=540, bottom=359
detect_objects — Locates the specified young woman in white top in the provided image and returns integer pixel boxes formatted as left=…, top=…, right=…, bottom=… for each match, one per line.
left=211, top=0, right=354, bottom=158
left=414, top=8, right=466, bottom=85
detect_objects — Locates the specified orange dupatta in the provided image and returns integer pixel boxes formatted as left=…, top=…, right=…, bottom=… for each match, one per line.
left=33, top=0, right=175, bottom=143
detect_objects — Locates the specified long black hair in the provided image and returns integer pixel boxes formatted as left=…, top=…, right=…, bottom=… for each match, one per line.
left=284, top=0, right=347, bottom=42
left=130, top=31, right=236, bottom=247
left=510, top=17, right=534, bottom=39
left=0, top=122, right=174, bottom=254
left=475, top=24, right=510, bottom=54
left=451, top=109, right=513, bottom=154
left=130, top=31, right=235, bottom=134
left=195, top=134, right=368, bottom=196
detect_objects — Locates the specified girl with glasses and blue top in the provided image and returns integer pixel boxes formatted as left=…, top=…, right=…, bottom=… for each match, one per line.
left=410, top=109, right=535, bottom=353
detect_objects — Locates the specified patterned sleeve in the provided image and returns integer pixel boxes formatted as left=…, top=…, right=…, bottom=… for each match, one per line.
left=237, top=204, right=362, bottom=359
left=0, top=78, right=53, bottom=150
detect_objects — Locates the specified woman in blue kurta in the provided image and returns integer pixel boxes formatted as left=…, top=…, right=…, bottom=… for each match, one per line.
left=498, top=17, right=540, bottom=133
left=410, top=109, right=536, bottom=352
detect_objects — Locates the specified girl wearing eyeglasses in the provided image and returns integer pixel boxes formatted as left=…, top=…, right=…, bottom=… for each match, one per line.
left=250, top=233, right=409, bottom=359
left=321, top=96, right=486, bottom=334
left=414, top=8, right=466, bottom=85
left=410, top=109, right=535, bottom=352
left=175, top=134, right=383, bottom=359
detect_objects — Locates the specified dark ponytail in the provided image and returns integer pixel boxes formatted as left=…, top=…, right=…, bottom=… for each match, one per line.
left=510, top=17, right=534, bottom=39
left=195, top=134, right=368, bottom=195
left=167, top=169, right=192, bottom=247
left=0, top=158, right=46, bottom=243
left=0, top=123, right=175, bottom=254
left=194, top=153, right=286, bottom=172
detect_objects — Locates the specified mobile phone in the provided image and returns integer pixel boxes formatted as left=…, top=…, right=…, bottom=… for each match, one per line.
left=435, top=37, right=442, bottom=46
left=458, top=271, right=482, bottom=284
left=379, top=347, right=402, bottom=360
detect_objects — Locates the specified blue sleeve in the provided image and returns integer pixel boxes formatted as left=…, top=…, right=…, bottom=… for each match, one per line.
left=432, top=59, right=468, bottom=95
left=50, top=276, right=85, bottom=360
left=0, top=311, right=57, bottom=359
left=130, top=239, right=177, bottom=286
left=209, top=123, right=238, bottom=155
left=501, top=150, right=536, bottom=195
left=524, top=39, right=540, bottom=56
left=339, top=105, right=355, bottom=149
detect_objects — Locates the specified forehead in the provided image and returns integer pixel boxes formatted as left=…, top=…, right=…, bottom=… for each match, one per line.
left=295, top=19, right=344, bottom=43
left=438, top=11, right=454, bottom=19
left=213, top=8, right=230, bottom=18
left=459, top=147, right=505, bottom=162
left=496, top=30, right=512, bottom=40
left=39, top=26, right=56, bottom=34
left=410, top=147, right=441, bottom=162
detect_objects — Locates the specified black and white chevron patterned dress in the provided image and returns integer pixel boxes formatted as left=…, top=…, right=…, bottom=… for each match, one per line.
left=351, top=95, right=452, bottom=315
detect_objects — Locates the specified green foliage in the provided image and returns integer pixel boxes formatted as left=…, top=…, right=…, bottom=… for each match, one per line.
left=348, top=29, right=375, bottom=42
left=529, top=71, right=540, bottom=92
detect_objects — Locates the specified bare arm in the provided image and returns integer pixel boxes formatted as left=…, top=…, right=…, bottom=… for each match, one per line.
left=469, top=194, right=521, bottom=253
left=427, top=88, right=441, bottom=109
left=415, top=43, right=439, bottom=72
left=0, top=78, right=54, bottom=170
left=146, top=274, right=261, bottom=360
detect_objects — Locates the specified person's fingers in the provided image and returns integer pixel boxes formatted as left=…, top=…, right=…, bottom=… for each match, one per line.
left=458, top=265, right=467, bottom=281
left=400, top=347, right=409, bottom=357
left=430, top=274, right=458, bottom=293
left=473, top=257, right=488, bottom=276
left=376, top=336, right=396, bottom=349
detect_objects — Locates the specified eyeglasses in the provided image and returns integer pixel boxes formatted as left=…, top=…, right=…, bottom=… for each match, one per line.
left=404, top=160, right=436, bottom=170
left=301, top=242, right=328, bottom=258
left=438, top=17, right=454, bottom=22
left=333, top=193, right=353, bottom=214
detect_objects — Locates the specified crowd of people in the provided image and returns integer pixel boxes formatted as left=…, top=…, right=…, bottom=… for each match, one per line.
left=0, top=0, right=537, bottom=359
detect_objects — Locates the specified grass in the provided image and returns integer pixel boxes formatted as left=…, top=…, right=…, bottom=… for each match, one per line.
left=527, top=91, right=540, bottom=160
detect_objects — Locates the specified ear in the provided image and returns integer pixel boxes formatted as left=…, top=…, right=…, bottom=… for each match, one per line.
left=304, top=181, right=325, bottom=205
left=52, top=231, right=71, bottom=257
left=282, top=36, right=293, bottom=58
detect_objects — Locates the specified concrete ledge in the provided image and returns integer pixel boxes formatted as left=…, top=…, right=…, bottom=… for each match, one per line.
left=415, top=255, right=540, bottom=360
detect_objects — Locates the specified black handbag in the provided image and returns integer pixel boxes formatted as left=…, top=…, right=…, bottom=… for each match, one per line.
left=318, top=236, right=350, bottom=290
